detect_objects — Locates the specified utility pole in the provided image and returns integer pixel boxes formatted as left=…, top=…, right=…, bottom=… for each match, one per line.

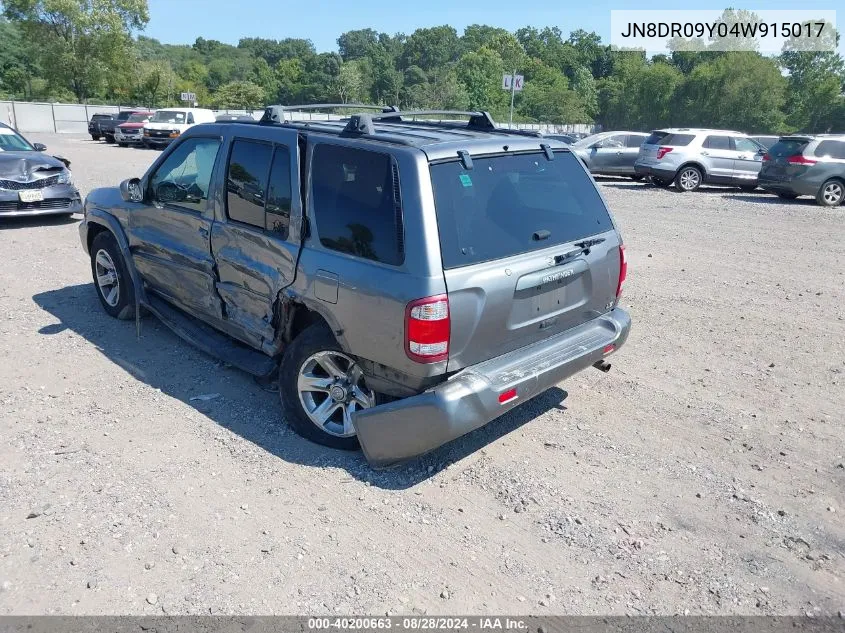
left=508, top=68, right=516, bottom=128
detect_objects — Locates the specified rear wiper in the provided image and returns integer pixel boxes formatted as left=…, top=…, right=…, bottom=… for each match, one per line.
left=554, top=238, right=606, bottom=264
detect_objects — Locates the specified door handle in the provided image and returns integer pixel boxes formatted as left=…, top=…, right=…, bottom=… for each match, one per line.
left=198, top=227, right=209, bottom=237
left=616, top=151, right=623, bottom=155
left=701, top=151, right=710, bottom=156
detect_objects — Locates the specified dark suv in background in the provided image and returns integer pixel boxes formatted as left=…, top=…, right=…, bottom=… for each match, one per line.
left=758, top=135, right=845, bottom=207
left=87, top=113, right=114, bottom=141
left=77, top=105, right=631, bottom=467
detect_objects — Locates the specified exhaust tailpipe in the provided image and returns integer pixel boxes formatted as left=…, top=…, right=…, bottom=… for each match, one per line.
left=593, top=360, right=611, bottom=373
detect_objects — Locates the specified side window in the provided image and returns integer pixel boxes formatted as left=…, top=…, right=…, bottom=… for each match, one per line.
left=187, top=112, right=195, bottom=125
left=703, top=135, right=731, bottom=151
left=226, top=139, right=273, bottom=228
left=265, top=147, right=292, bottom=237
left=149, top=137, right=221, bottom=212
left=814, top=140, right=845, bottom=159
left=626, top=135, right=645, bottom=148
left=734, top=137, right=761, bottom=153
left=600, top=136, right=625, bottom=148
left=311, top=144, right=403, bottom=266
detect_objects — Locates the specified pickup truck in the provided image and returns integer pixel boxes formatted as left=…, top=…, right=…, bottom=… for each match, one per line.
left=99, top=110, right=148, bottom=144
left=87, top=114, right=114, bottom=141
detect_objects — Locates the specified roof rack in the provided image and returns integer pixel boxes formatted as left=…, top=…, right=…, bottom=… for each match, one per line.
left=261, top=103, right=398, bottom=123
left=349, top=109, right=543, bottom=138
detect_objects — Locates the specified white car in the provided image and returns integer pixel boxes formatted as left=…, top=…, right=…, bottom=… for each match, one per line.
left=143, top=108, right=216, bottom=149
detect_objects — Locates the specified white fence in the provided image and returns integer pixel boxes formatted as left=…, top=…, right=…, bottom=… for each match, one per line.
left=1, top=100, right=596, bottom=136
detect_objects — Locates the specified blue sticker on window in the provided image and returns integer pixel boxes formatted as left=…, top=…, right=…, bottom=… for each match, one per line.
left=459, top=174, right=472, bottom=187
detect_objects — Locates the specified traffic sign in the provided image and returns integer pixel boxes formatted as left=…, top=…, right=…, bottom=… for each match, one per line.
left=502, top=74, right=524, bottom=91
left=180, top=92, right=197, bottom=102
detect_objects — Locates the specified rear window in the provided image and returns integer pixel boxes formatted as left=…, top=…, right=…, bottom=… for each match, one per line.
left=768, top=139, right=808, bottom=159
left=813, top=140, right=845, bottom=159
left=644, top=131, right=669, bottom=145
left=430, top=151, right=613, bottom=269
left=660, top=133, right=695, bottom=146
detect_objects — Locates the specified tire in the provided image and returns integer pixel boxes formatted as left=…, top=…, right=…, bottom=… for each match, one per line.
left=91, top=135, right=100, bottom=141
left=118, top=142, right=128, bottom=148
left=630, top=175, right=644, bottom=181
left=90, top=231, right=135, bottom=320
left=816, top=179, right=844, bottom=207
left=739, top=185, right=757, bottom=193
left=777, top=192, right=799, bottom=200
left=279, top=323, right=379, bottom=451
left=650, top=176, right=671, bottom=188
left=675, top=165, right=703, bottom=192
left=104, top=135, right=115, bottom=144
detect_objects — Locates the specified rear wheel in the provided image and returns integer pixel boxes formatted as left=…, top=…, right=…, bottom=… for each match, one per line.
left=279, top=323, right=378, bottom=451
left=675, top=166, right=702, bottom=192
left=777, top=192, right=799, bottom=200
left=817, top=179, right=844, bottom=207
left=90, top=231, right=135, bottom=320
left=91, top=135, right=100, bottom=141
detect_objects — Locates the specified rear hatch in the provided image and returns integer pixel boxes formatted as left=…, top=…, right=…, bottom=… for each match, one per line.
left=760, top=137, right=812, bottom=182
left=638, top=130, right=695, bottom=165
left=429, top=150, right=624, bottom=371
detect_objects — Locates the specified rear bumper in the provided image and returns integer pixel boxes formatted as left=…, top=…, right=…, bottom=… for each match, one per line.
left=758, top=176, right=818, bottom=197
left=634, top=163, right=676, bottom=180
left=353, top=308, right=631, bottom=468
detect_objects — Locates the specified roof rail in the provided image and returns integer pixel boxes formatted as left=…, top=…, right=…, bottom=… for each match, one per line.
left=371, top=109, right=496, bottom=131
left=261, top=103, right=398, bottom=123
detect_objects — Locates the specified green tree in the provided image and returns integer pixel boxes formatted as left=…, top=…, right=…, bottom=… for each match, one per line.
left=337, top=29, right=379, bottom=61
left=401, top=26, right=460, bottom=71
left=4, top=0, right=149, bottom=102
left=519, top=60, right=589, bottom=124
left=214, top=80, right=266, bottom=109
left=333, top=60, right=365, bottom=103
left=456, top=47, right=506, bottom=111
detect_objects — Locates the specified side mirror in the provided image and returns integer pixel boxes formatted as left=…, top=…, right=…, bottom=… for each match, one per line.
left=155, top=181, right=186, bottom=203
left=33, top=143, right=47, bottom=151
left=590, top=142, right=603, bottom=149
left=119, top=178, right=144, bottom=203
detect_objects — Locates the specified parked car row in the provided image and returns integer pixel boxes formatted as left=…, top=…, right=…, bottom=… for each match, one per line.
left=566, top=126, right=844, bottom=207
left=88, top=107, right=248, bottom=149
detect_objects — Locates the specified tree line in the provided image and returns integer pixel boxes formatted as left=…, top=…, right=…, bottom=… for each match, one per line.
left=0, top=1, right=843, bottom=133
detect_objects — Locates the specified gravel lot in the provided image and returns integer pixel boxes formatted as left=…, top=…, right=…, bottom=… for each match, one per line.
left=0, top=134, right=843, bottom=616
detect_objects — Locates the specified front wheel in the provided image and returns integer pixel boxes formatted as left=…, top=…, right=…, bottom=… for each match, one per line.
left=739, top=185, right=757, bottom=193
left=279, top=323, right=378, bottom=450
left=104, top=135, right=115, bottom=144
left=118, top=142, right=128, bottom=148
left=816, top=179, right=844, bottom=207
left=90, top=231, right=135, bottom=320
left=91, top=135, right=100, bottom=141
left=675, top=166, right=702, bottom=192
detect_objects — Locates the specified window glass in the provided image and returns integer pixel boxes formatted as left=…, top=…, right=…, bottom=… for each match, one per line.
left=626, top=135, right=645, bottom=148
left=0, top=127, right=34, bottom=151
left=704, top=136, right=732, bottom=151
left=768, top=139, right=808, bottom=158
left=150, top=110, right=186, bottom=124
left=813, top=140, right=845, bottom=159
left=599, top=136, right=625, bottom=148
left=311, top=144, right=403, bottom=265
left=226, top=139, right=272, bottom=228
left=265, top=147, right=292, bottom=237
left=150, top=137, right=221, bottom=212
left=734, top=137, right=762, bottom=153
left=430, top=152, right=613, bottom=269
left=644, top=131, right=670, bottom=145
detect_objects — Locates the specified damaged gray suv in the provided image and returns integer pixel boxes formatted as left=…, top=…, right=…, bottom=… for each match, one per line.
left=78, top=105, right=631, bottom=467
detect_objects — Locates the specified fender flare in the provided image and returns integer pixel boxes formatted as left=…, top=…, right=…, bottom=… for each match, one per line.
left=86, top=210, right=147, bottom=335
left=277, top=289, right=353, bottom=354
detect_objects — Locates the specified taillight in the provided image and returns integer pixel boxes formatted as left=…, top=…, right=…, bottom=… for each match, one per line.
left=616, top=245, right=627, bottom=299
left=405, top=295, right=450, bottom=363
left=762, top=153, right=770, bottom=162
left=656, top=147, right=673, bottom=159
left=787, top=155, right=817, bottom=165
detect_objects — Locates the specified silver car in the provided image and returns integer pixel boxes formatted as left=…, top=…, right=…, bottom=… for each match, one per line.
left=572, top=132, right=649, bottom=178
left=634, top=128, right=767, bottom=192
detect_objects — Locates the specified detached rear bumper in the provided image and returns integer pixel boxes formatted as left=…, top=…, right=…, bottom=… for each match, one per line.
left=353, top=308, right=631, bottom=468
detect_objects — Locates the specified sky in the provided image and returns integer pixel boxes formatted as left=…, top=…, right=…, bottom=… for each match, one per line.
left=145, top=0, right=843, bottom=57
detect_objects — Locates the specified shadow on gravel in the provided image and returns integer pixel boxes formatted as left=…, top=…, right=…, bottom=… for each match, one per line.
left=0, top=214, right=80, bottom=230
left=33, top=283, right=569, bottom=490
left=722, top=194, right=815, bottom=206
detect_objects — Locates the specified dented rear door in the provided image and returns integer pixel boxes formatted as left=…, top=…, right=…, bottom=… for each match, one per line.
left=209, top=126, right=302, bottom=352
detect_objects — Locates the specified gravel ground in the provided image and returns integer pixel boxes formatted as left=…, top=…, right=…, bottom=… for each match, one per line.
left=0, top=134, right=843, bottom=616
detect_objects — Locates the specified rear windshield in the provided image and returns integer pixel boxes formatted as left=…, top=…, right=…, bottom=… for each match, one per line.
left=659, top=133, right=695, bottom=146
left=768, top=139, right=808, bottom=158
left=92, top=114, right=112, bottom=120
left=430, top=151, right=613, bottom=269
left=644, top=131, right=669, bottom=145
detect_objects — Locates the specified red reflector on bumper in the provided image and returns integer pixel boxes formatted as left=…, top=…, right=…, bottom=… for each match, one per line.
left=498, top=388, right=517, bottom=404
left=603, top=344, right=615, bottom=354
